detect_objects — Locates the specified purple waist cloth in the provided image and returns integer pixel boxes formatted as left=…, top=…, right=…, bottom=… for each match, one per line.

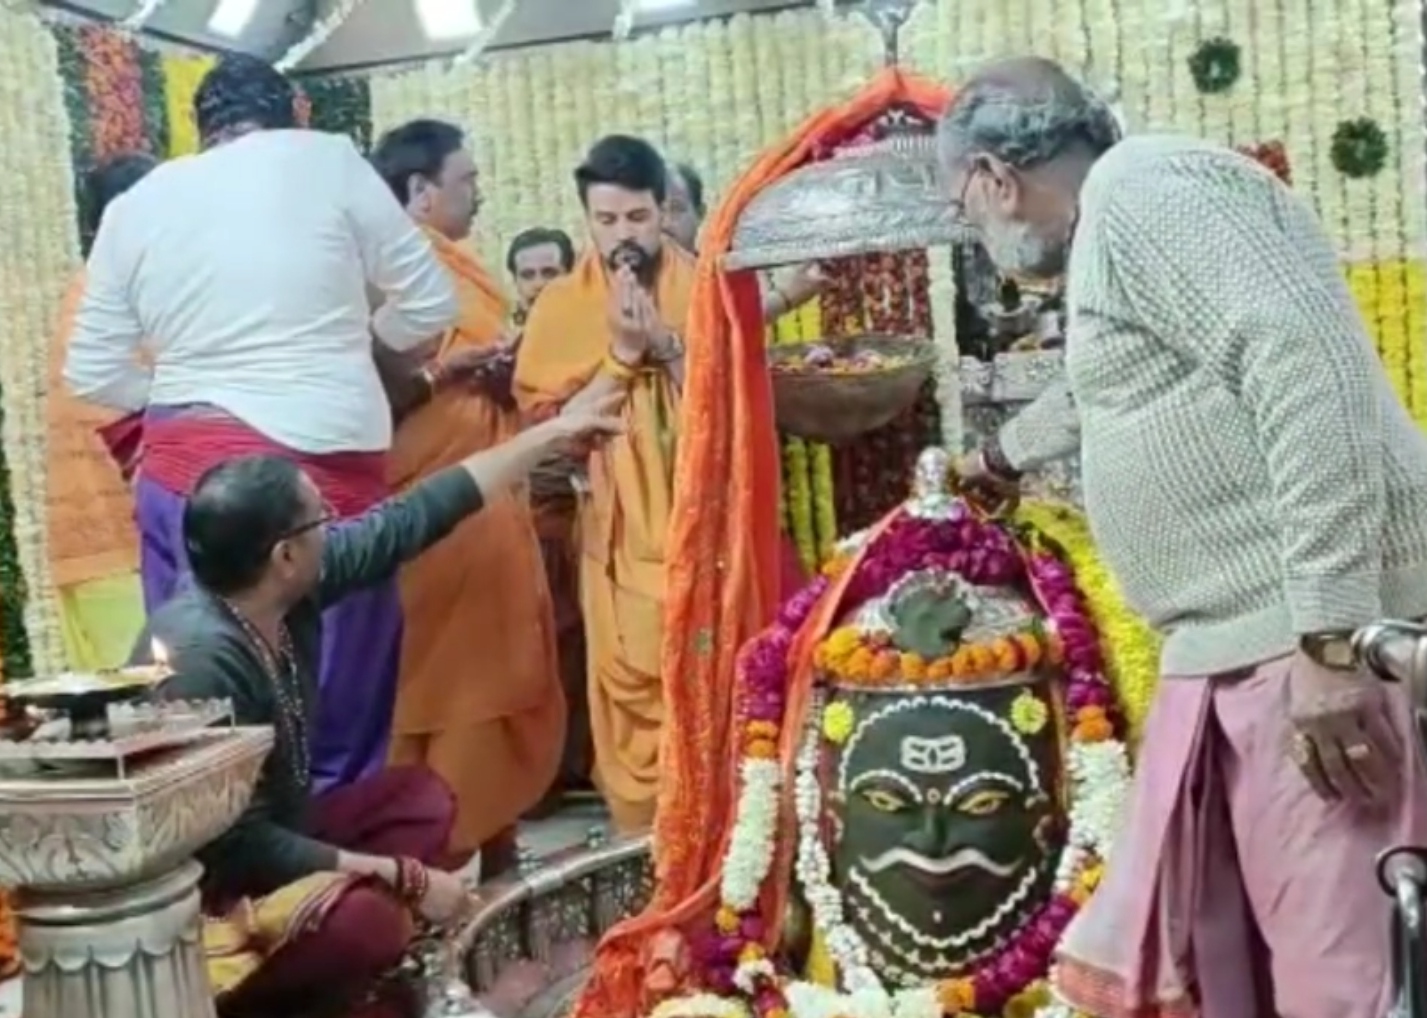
left=134, top=423, right=403, bottom=792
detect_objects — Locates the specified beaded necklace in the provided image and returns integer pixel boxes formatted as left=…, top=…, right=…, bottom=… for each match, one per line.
left=219, top=598, right=311, bottom=791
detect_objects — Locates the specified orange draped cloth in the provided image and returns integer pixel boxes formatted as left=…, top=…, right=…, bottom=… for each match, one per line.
left=386, top=228, right=563, bottom=855
left=46, top=273, right=140, bottom=588
left=572, top=70, right=953, bottom=1017
left=514, top=247, right=696, bottom=833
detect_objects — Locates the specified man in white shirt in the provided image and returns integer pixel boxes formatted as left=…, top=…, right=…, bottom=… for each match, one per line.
left=64, top=54, right=458, bottom=791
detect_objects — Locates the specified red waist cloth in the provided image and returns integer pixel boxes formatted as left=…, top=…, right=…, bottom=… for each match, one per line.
left=140, top=413, right=388, bottom=517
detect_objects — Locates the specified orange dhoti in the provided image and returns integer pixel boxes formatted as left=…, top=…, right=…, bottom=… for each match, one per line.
left=387, top=229, right=563, bottom=862
left=515, top=249, right=695, bottom=833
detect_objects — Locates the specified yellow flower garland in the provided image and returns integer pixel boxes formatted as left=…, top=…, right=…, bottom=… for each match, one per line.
left=1346, top=260, right=1427, bottom=427
left=159, top=54, right=213, bottom=157
left=1015, top=500, right=1160, bottom=747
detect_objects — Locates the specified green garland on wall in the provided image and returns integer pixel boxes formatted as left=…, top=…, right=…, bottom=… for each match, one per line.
left=0, top=391, right=31, bottom=679
left=299, top=76, right=374, bottom=153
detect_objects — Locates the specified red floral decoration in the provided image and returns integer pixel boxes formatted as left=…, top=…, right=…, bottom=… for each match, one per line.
left=1236, top=140, right=1292, bottom=186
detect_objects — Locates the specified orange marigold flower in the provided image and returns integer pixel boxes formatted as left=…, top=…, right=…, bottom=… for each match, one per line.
left=937, top=977, right=976, bottom=1011
left=991, top=636, right=1019, bottom=671
left=900, top=652, right=927, bottom=680
left=1076, top=705, right=1107, bottom=724
left=927, top=657, right=953, bottom=681
left=869, top=651, right=899, bottom=682
left=1073, top=716, right=1114, bottom=743
left=715, top=906, right=740, bottom=933
left=745, top=720, right=778, bottom=739
left=738, top=942, right=766, bottom=964
left=1015, top=631, right=1043, bottom=668
left=846, top=647, right=875, bottom=679
left=746, top=738, right=778, bottom=759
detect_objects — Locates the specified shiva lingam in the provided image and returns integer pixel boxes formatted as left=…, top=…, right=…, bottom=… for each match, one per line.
left=650, top=448, right=1134, bottom=1017
left=1354, top=621, right=1427, bottom=1018
left=0, top=649, right=272, bottom=1018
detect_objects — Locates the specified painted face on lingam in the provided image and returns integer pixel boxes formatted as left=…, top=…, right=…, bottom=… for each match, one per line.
left=819, top=577, right=1062, bottom=986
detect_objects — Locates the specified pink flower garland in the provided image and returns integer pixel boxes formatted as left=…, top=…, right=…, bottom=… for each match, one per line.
left=700, top=505, right=1126, bottom=1016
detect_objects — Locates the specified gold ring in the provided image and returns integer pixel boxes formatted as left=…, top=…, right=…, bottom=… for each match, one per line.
left=1290, top=732, right=1316, bottom=765
left=1345, top=743, right=1372, bottom=761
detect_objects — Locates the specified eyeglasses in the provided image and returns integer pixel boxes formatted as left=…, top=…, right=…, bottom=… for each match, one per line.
left=276, top=501, right=335, bottom=542
left=946, top=158, right=988, bottom=233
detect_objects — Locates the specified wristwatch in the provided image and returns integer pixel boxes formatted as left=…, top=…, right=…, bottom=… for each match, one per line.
left=1299, top=631, right=1358, bottom=671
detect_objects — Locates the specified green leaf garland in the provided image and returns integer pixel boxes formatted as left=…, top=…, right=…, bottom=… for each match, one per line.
left=298, top=76, right=374, bottom=154
left=1330, top=117, right=1389, bottom=178
left=1188, top=37, right=1242, bottom=94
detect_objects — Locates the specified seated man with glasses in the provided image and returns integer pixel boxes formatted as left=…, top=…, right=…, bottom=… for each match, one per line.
left=132, top=401, right=619, bottom=1018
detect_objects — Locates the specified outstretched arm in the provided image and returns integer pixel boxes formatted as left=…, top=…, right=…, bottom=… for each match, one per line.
left=318, top=407, right=623, bottom=604
left=994, top=377, right=1081, bottom=473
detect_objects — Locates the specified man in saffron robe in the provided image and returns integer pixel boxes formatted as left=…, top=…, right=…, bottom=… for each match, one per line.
left=49, top=153, right=154, bottom=668
left=941, top=58, right=1427, bottom=1017
left=515, top=136, right=695, bottom=833
left=505, top=226, right=594, bottom=800
left=136, top=404, right=618, bottom=1017
left=63, top=55, right=458, bottom=792
left=370, top=119, right=563, bottom=876
left=507, top=226, right=576, bottom=326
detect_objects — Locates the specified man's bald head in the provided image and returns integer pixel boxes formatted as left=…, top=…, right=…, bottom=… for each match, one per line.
left=937, top=57, right=1120, bottom=174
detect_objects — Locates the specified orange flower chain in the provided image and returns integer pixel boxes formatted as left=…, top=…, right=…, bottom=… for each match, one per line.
left=814, top=622, right=1063, bottom=687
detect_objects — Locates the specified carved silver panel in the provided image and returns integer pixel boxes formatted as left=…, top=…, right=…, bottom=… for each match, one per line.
left=0, top=728, right=273, bottom=893
left=725, top=134, right=974, bottom=270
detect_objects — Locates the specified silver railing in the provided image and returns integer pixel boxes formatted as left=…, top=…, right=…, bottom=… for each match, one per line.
left=1354, top=621, right=1427, bottom=1018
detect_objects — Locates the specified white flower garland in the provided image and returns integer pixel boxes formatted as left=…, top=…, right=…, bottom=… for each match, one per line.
left=926, top=245, right=961, bottom=452
left=0, top=8, right=71, bottom=674
left=719, top=757, right=782, bottom=911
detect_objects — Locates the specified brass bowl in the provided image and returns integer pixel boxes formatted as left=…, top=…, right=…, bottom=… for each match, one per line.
left=769, top=334, right=936, bottom=444
left=3, top=667, right=169, bottom=739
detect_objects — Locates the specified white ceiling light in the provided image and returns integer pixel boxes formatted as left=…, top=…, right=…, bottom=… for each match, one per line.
left=635, top=0, right=697, bottom=9
left=416, top=0, right=484, bottom=40
left=207, top=0, right=260, bottom=37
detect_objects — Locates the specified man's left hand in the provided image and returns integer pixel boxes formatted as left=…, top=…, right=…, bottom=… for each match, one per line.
left=1287, top=652, right=1402, bottom=809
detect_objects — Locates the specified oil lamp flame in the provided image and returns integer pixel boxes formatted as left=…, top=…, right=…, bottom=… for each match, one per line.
left=150, top=638, right=173, bottom=677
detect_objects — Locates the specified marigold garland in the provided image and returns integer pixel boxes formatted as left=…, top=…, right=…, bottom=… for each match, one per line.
left=1013, top=501, right=1160, bottom=745
left=816, top=622, right=1060, bottom=688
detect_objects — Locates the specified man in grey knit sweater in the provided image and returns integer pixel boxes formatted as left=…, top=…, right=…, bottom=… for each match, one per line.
left=943, top=58, right=1427, bottom=1017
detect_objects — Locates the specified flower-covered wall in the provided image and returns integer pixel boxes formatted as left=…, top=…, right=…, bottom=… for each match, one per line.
left=0, top=11, right=373, bottom=678
left=371, top=1, right=1426, bottom=409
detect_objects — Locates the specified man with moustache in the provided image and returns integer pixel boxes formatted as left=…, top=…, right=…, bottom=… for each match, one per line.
left=370, top=119, right=563, bottom=877
left=941, top=57, right=1427, bottom=1018
left=514, top=135, right=694, bottom=833
left=506, top=226, right=576, bottom=326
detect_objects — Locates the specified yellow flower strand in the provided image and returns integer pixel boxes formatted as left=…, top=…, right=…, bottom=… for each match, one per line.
left=1346, top=260, right=1427, bottom=428
left=784, top=437, right=817, bottom=574
left=1015, top=500, right=1160, bottom=748
left=160, top=54, right=215, bottom=157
